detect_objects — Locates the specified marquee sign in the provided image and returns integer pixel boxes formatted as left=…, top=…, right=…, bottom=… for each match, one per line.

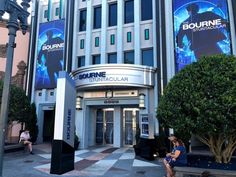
left=71, top=64, right=156, bottom=89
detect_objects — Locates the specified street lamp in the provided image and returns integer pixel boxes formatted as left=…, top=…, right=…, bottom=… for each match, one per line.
left=0, top=0, right=31, bottom=176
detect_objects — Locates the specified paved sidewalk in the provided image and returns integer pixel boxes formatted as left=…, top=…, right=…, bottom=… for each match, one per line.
left=3, top=143, right=165, bottom=177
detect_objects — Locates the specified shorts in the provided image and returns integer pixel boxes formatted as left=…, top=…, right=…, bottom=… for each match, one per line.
left=164, top=156, right=186, bottom=168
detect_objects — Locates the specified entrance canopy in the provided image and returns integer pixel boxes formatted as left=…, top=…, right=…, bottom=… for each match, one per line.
left=71, top=64, right=156, bottom=90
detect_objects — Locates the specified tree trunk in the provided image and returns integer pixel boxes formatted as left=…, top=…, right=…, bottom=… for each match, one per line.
left=197, top=134, right=236, bottom=164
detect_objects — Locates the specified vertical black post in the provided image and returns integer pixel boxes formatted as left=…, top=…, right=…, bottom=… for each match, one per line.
left=25, top=0, right=39, bottom=98
left=0, top=1, right=31, bottom=176
left=64, top=0, right=75, bottom=73
left=160, top=0, right=167, bottom=88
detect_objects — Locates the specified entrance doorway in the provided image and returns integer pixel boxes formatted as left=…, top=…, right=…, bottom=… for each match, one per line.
left=43, top=110, right=55, bottom=142
left=96, top=108, right=114, bottom=145
left=123, top=108, right=139, bottom=146
left=95, top=107, right=139, bottom=146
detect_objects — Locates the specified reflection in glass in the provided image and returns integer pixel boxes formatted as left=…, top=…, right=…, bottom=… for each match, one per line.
left=96, top=109, right=103, bottom=144
left=105, top=111, right=113, bottom=144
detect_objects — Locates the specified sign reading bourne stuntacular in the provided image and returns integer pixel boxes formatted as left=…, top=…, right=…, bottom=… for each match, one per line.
left=35, top=20, right=65, bottom=89
left=173, top=0, right=232, bottom=72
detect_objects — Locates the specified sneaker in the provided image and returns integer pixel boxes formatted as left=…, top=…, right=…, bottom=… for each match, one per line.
left=30, top=151, right=34, bottom=155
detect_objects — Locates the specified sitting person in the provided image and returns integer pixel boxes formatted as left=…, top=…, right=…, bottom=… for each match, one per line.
left=163, top=139, right=187, bottom=177
left=19, top=129, right=34, bottom=154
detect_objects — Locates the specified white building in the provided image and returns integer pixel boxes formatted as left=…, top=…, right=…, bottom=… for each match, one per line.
left=29, top=0, right=158, bottom=148
left=28, top=0, right=236, bottom=148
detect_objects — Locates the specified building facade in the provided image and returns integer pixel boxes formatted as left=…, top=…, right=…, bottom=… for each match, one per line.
left=0, top=20, right=30, bottom=143
left=28, top=0, right=236, bottom=148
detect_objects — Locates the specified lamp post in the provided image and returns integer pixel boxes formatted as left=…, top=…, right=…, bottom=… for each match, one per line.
left=0, top=0, right=31, bottom=176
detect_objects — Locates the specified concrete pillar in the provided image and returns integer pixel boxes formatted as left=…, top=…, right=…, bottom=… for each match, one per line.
left=114, top=106, right=122, bottom=147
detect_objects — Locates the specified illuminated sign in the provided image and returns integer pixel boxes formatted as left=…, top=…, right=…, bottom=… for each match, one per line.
left=35, top=20, right=65, bottom=89
left=72, top=64, right=156, bottom=89
left=78, top=72, right=106, bottom=80
left=173, top=0, right=232, bottom=72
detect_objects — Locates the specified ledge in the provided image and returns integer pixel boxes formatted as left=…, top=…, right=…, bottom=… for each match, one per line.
left=175, top=167, right=236, bottom=177
left=4, top=144, right=25, bottom=153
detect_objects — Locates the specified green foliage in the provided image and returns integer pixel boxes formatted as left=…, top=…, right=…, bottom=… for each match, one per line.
left=157, top=55, right=236, bottom=140
left=25, top=103, right=38, bottom=143
left=0, top=81, right=38, bottom=142
left=74, top=133, right=80, bottom=150
left=0, top=81, right=31, bottom=123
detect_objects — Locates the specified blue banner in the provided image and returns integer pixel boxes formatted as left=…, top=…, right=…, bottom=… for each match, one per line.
left=35, top=20, right=65, bottom=90
left=173, top=0, right=232, bottom=72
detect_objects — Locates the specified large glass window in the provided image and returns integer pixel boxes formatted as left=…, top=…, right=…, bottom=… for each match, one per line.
left=109, top=3, right=117, bottom=26
left=92, top=55, right=101, bottom=64
left=124, top=51, right=134, bottom=64
left=124, top=0, right=134, bottom=24
left=108, top=53, right=117, bottom=63
left=141, top=0, right=152, bottom=21
left=142, top=48, right=153, bottom=66
left=79, top=9, right=87, bottom=31
left=78, top=56, right=85, bottom=67
left=94, top=6, right=101, bottom=29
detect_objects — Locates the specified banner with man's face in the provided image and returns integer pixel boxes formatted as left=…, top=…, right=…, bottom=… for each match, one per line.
left=173, top=0, right=232, bottom=72
left=35, top=20, right=65, bottom=90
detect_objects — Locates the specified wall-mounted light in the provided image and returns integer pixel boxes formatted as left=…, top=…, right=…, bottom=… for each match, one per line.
left=76, top=96, right=83, bottom=110
left=106, top=90, right=113, bottom=98
left=139, top=93, right=145, bottom=109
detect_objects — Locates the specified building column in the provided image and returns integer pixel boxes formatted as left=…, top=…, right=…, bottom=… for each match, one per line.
left=114, top=106, right=122, bottom=147
left=117, top=0, right=124, bottom=63
left=165, top=0, right=175, bottom=82
left=85, top=0, right=92, bottom=65
left=152, top=0, right=159, bottom=136
left=72, top=0, right=79, bottom=70
left=100, top=0, right=107, bottom=64
left=134, top=0, right=141, bottom=64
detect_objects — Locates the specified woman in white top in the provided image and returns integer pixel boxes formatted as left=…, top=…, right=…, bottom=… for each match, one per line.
left=19, top=129, right=33, bottom=154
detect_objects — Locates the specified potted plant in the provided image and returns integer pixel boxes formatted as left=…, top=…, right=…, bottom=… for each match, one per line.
left=74, top=134, right=80, bottom=150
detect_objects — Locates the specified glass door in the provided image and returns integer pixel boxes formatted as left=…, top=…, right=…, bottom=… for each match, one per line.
left=104, top=110, right=113, bottom=144
left=123, top=108, right=139, bottom=146
left=96, top=109, right=104, bottom=144
left=95, top=108, right=114, bottom=145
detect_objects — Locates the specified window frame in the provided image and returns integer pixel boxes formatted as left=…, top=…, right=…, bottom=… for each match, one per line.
left=124, top=0, right=134, bottom=24
left=124, top=50, right=135, bottom=64
left=93, top=6, right=102, bottom=29
left=78, top=56, right=85, bottom=68
left=109, top=3, right=117, bottom=27
left=141, top=0, right=153, bottom=21
left=79, top=9, right=87, bottom=32
left=95, top=37, right=99, bottom=47
left=92, top=55, right=101, bottom=65
left=108, top=53, right=117, bottom=64
left=142, top=48, right=154, bottom=67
